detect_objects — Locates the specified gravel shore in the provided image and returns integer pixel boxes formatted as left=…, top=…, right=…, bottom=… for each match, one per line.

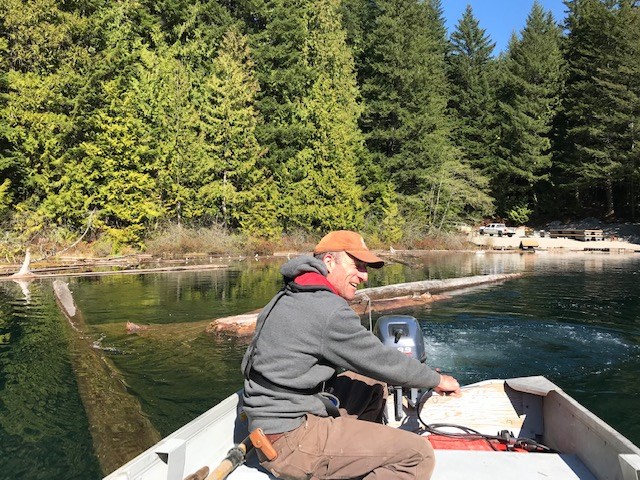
left=471, top=234, right=640, bottom=252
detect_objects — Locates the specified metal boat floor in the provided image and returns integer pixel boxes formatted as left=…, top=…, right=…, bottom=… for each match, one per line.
left=228, top=449, right=595, bottom=479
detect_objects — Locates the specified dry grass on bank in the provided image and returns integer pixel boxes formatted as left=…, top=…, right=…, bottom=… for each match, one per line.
left=143, top=225, right=319, bottom=256
left=1, top=223, right=474, bottom=267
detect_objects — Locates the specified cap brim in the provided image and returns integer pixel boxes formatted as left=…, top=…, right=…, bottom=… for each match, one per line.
left=346, top=249, right=385, bottom=269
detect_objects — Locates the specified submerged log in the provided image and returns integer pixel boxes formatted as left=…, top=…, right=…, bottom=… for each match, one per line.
left=207, top=273, right=523, bottom=336
left=52, top=280, right=161, bottom=475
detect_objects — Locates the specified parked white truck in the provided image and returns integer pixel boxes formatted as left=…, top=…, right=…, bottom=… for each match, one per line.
left=479, top=223, right=516, bottom=237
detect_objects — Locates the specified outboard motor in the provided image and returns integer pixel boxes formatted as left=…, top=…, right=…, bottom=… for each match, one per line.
left=374, top=315, right=427, bottom=422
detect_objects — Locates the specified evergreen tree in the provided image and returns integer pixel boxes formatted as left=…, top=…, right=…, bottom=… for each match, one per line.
left=360, top=0, right=492, bottom=230
left=55, top=0, right=164, bottom=247
left=279, top=0, right=365, bottom=232
left=493, top=2, right=564, bottom=220
left=133, top=45, right=202, bottom=227
left=0, top=38, right=15, bottom=217
left=339, top=0, right=403, bottom=243
left=446, top=5, right=498, bottom=174
left=195, top=27, right=279, bottom=237
left=617, top=1, right=640, bottom=220
left=251, top=0, right=315, bottom=176
left=559, top=0, right=640, bottom=219
left=251, top=0, right=366, bottom=233
left=0, top=0, right=92, bottom=238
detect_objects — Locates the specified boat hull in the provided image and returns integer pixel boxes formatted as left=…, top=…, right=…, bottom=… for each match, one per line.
left=104, top=377, right=640, bottom=480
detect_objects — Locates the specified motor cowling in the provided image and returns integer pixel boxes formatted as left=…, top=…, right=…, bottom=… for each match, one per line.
left=373, top=314, right=426, bottom=364
left=373, top=315, right=428, bottom=422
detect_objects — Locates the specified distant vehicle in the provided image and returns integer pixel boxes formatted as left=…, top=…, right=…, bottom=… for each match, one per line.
left=479, top=223, right=516, bottom=237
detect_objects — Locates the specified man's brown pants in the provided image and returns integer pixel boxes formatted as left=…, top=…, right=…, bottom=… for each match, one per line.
left=258, top=414, right=435, bottom=479
left=258, top=373, right=435, bottom=479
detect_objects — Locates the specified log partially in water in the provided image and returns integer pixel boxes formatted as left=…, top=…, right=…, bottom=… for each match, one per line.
left=207, top=273, right=523, bottom=336
left=52, top=280, right=161, bottom=476
left=204, top=311, right=262, bottom=337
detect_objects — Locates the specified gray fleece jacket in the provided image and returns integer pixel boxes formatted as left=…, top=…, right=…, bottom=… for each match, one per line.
left=240, top=255, right=441, bottom=434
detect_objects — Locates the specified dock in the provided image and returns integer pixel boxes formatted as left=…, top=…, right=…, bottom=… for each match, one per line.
left=549, top=229, right=604, bottom=241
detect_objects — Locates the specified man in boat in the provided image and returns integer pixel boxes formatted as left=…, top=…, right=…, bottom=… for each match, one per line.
left=241, top=230, right=461, bottom=479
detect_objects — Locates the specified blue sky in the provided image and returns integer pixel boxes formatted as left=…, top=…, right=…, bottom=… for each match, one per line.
left=441, top=0, right=568, bottom=54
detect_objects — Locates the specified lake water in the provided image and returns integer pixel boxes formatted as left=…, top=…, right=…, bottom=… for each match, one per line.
left=1, top=252, right=639, bottom=479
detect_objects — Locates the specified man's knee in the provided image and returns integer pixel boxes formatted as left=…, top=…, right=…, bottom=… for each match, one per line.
left=412, top=438, right=436, bottom=477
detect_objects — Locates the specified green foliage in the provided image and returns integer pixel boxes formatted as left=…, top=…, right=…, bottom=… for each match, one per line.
left=195, top=26, right=279, bottom=237
left=558, top=0, right=640, bottom=219
left=279, top=0, right=365, bottom=232
left=447, top=5, right=498, bottom=174
left=0, top=178, right=10, bottom=214
left=493, top=2, right=564, bottom=217
left=507, top=203, right=533, bottom=225
left=251, top=0, right=367, bottom=233
left=359, top=0, right=492, bottom=231
left=1, top=0, right=640, bottom=250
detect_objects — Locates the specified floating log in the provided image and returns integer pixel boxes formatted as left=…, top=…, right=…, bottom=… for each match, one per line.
left=353, top=273, right=523, bottom=301
left=52, top=280, right=161, bottom=475
left=205, top=311, right=262, bottom=337
left=207, top=273, right=523, bottom=336
left=1, top=259, right=229, bottom=281
left=350, top=292, right=451, bottom=315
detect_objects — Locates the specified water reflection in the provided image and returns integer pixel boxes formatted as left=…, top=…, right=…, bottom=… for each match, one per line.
left=0, top=282, right=101, bottom=480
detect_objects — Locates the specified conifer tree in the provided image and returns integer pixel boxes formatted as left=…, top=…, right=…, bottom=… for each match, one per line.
left=277, top=0, right=365, bottom=232
left=493, top=2, right=564, bottom=220
left=56, top=0, right=164, bottom=247
left=559, top=0, right=640, bottom=219
left=251, top=0, right=314, bottom=175
left=251, top=0, right=366, bottom=232
left=0, top=0, right=91, bottom=238
left=359, top=0, right=492, bottom=230
left=134, top=46, right=202, bottom=227
left=0, top=39, right=15, bottom=216
left=446, top=5, right=498, bottom=174
left=195, top=27, right=279, bottom=237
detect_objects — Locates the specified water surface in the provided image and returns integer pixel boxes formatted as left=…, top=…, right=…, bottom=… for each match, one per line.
left=1, top=252, right=638, bottom=478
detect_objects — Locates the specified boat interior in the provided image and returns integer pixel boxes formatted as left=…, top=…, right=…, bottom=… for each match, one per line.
left=106, top=377, right=640, bottom=480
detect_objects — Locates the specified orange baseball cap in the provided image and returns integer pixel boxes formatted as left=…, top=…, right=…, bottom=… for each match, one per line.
left=314, top=230, right=384, bottom=268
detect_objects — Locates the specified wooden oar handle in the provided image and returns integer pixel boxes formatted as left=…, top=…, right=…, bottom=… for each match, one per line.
left=205, top=440, right=250, bottom=480
left=184, top=466, right=210, bottom=480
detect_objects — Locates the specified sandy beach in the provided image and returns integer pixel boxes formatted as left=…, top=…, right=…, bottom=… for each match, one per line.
left=471, top=233, right=640, bottom=253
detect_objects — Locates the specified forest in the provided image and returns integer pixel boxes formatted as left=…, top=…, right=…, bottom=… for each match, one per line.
left=1, top=0, right=639, bottom=253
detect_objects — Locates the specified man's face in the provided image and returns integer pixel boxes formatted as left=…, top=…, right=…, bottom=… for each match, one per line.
left=324, top=252, right=368, bottom=300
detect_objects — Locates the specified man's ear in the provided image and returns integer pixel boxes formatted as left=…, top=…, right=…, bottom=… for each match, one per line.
left=322, top=252, right=336, bottom=272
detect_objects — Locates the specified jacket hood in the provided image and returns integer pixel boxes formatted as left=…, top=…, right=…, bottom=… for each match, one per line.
left=280, top=255, right=327, bottom=281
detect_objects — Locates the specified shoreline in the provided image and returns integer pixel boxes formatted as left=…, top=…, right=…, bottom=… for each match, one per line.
left=468, top=234, right=640, bottom=253
left=2, top=235, right=640, bottom=279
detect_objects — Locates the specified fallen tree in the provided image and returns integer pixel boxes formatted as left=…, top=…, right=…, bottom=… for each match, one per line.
left=206, top=273, right=523, bottom=336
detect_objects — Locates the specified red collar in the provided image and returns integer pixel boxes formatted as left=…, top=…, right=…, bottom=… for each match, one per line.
left=294, top=272, right=339, bottom=295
